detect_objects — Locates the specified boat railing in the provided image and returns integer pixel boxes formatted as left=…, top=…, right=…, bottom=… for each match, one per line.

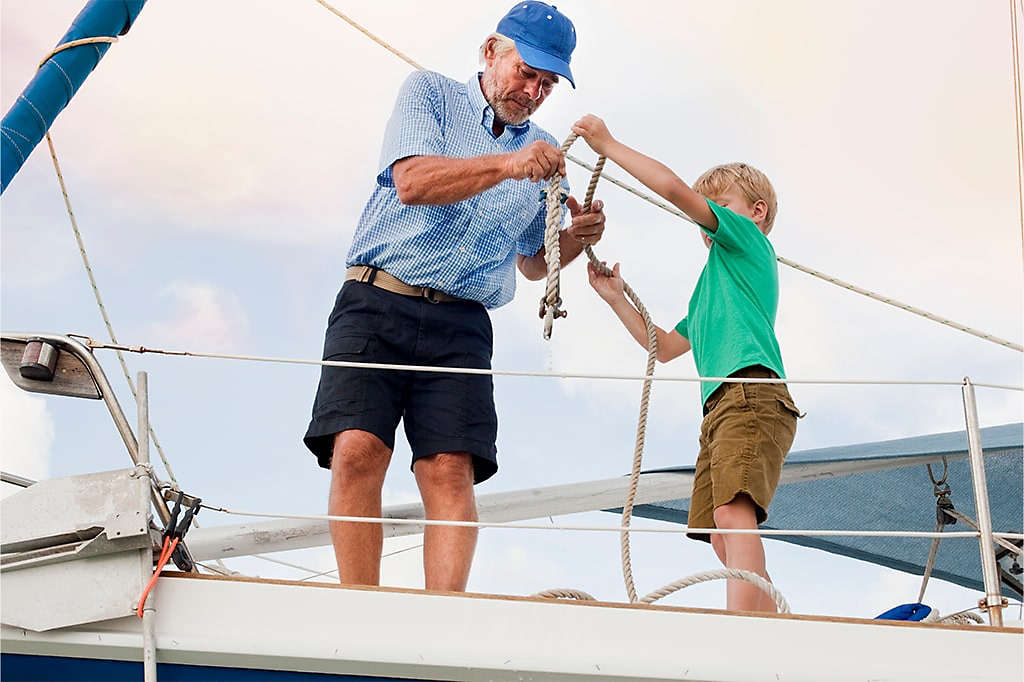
left=1, top=330, right=1020, bottom=626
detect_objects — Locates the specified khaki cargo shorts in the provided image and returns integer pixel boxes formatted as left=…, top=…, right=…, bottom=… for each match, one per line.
left=687, top=365, right=801, bottom=543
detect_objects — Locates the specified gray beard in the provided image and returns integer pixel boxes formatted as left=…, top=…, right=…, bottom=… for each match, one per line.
left=481, top=70, right=531, bottom=126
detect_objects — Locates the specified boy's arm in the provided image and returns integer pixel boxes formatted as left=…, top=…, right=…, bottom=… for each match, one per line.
left=588, top=263, right=691, bottom=363
left=572, top=115, right=719, bottom=232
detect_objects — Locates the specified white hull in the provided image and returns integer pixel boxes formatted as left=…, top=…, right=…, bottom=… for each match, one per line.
left=3, top=572, right=1021, bottom=681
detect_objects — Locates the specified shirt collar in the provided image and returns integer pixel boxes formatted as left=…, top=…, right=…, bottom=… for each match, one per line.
left=467, top=73, right=531, bottom=137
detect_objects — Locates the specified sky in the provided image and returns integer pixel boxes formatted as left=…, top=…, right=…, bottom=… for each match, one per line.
left=2, top=0, right=1023, bottom=622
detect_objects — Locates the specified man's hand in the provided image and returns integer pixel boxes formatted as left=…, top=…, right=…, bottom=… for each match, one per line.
left=506, top=140, right=566, bottom=182
left=587, top=261, right=625, bottom=304
left=566, top=196, right=605, bottom=247
left=572, top=114, right=615, bottom=156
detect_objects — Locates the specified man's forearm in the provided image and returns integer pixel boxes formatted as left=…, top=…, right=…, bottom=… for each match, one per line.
left=557, top=228, right=586, bottom=267
left=518, top=228, right=588, bottom=280
left=395, top=154, right=511, bottom=205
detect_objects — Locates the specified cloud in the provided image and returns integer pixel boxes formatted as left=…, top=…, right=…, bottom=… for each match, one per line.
left=0, top=376, right=55, bottom=497
left=145, top=282, right=250, bottom=352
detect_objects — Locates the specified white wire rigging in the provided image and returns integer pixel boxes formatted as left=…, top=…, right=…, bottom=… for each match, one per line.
left=82, top=338, right=1023, bottom=392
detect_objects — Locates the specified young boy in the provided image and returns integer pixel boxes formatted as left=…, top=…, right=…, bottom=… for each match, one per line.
left=572, top=115, right=801, bottom=613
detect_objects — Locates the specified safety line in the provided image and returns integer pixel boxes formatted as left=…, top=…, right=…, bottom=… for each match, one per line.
left=198, top=504, right=1024, bottom=541
left=83, top=339, right=1024, bottom=391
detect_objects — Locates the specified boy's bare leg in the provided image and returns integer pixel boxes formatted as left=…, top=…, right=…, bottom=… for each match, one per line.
left=329, top=429, right=393, bottom=586
left=414, top=452, right=478, bottom=592
left=713, top=494, right=775, bottom=613
left=710, top=533, right=727, bottom=565
left=756, top=571, right=777, bottom=612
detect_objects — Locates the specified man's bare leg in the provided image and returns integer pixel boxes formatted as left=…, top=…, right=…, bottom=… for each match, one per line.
left=329, top=430, right=393, bottom=586
left=414, top=452, right=478, bottom=592
left=713, top=495, right=775, bottom=613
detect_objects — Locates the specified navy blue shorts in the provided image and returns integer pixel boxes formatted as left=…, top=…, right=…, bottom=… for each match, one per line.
left=303, top=280, right=498, bottom=483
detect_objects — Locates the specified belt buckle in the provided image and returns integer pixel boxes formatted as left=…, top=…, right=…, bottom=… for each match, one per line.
left=423, top=288, right=442, bottom=304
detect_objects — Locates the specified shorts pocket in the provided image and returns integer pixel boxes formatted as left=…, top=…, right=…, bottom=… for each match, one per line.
left=777, top=394, right=803, bottom=419
left=325, top=335, right=371, bottom=359
left=772, top=395, right=800, bottom=451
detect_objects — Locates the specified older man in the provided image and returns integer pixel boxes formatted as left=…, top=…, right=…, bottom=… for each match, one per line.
left=303, top=1, right=605, bottom=591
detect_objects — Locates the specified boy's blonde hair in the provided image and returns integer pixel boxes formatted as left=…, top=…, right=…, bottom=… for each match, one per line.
left=694, top=163, right=778, bottom=233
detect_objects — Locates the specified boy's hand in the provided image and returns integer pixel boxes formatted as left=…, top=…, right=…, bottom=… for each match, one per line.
left=566, top=196, right=605, bottom=247
left=587, top=261, right=625, bottom=303
left=506, top=140, right=566, bottom=182
left=572, top=114, right=615, bottom=155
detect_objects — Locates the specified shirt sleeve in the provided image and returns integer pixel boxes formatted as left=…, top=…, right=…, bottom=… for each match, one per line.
left=376, top=71, right=446, bottom=187
left=516, top=174, right=571, bottom=257
left=674, top=317, right=689, bottom=339
left=702, top=199, right=764, bottom=253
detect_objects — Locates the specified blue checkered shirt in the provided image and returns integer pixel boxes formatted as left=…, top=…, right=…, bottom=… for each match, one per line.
left=346, top=71, right=569, bottom=309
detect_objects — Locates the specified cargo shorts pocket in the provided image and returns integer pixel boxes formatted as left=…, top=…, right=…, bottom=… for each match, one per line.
left=773, top=394, right=801, bottom=450
left=324, top=334, right=370, bottom=360
left=777, top=394, right=802, bottom=419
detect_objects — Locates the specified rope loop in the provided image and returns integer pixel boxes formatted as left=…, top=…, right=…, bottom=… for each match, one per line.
left=539, top=132, right=606, bottom=339
left=38, top=37, right=118, bottom=69
left=640, top=568, right=791, bottom=614
left=532, top=588, right=597, bottom=601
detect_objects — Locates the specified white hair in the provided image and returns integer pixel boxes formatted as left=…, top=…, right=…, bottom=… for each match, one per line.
left=479, top=32, right=517, bottom=64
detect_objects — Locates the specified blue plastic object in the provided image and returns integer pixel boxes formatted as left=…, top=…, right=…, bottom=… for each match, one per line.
left=1, top=0, right=147, bottom=193
left=875, top=603, right=933, bottom=621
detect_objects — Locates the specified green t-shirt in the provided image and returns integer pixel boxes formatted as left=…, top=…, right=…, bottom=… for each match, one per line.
left=674, top=199, right=786, bottom=406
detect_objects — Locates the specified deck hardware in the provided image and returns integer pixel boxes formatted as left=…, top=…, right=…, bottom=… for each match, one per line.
left=162, top=490, right=201, bottom=572
left=19, top=338, right=59, bottom=380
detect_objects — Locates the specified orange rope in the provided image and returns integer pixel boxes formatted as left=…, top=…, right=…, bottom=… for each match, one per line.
left=137, top=536, right=180, bottom=618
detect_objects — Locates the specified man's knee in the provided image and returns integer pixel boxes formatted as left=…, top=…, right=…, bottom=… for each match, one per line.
left=331, top=430, right=391, bottom=483
left=713, top=494, right=759, bottom=529
left=414, top=452, right=475, bottom=494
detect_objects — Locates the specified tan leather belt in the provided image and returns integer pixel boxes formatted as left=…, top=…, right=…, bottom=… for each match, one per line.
left=345, top=265, right=462, bottom=303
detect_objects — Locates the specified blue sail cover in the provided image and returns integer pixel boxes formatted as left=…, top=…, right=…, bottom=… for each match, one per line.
left=617, top=423, right=1023, bottom=598
left=1, top=0, right=147, bottom=193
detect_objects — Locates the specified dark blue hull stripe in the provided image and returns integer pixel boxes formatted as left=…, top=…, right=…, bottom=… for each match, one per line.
left=1, top=654, right=431, bottom=681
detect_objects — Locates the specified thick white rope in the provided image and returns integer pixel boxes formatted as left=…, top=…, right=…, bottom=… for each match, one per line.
left=639, top=569, right=790, bottom=613
left=80, top=339, right=1023, bottom=391
left=938, top=611, right=986, bottom=625
left=539, top=133, right=653, bottom=601
left=531, top=588, right=597, bottom=601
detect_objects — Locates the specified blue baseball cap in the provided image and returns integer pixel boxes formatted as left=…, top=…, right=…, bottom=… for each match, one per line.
left=496, top=2, right=577, bottom=88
